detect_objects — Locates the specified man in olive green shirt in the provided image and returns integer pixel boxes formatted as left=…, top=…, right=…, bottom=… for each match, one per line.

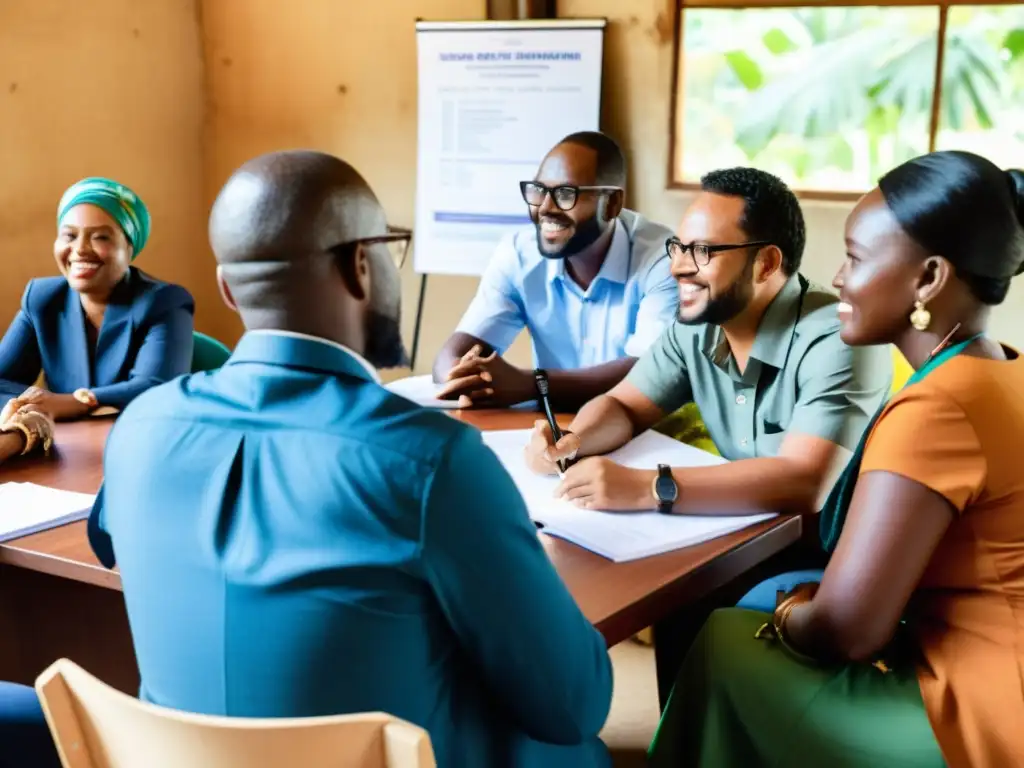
left=525, top=167, right=891, bottom=515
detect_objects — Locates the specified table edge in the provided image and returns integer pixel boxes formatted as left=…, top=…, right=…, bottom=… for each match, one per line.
left=594, top=515, right=802, bottom=645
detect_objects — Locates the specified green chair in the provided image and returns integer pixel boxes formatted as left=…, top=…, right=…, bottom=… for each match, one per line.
left=653, top=401, right=721, bottom=457
left=191, top=331, right=232, bottom=373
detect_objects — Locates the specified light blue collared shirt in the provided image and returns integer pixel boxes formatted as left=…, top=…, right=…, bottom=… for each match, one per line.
left=455, top=209, right=676, bottom=369
left=88, top=330, right=612, bottom=768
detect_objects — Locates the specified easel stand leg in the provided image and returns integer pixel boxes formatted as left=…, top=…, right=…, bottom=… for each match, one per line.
left=409, top=273, right=429, bottom=371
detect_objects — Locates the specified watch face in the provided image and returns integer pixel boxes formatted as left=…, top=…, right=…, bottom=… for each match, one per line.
left=655, top=474, right=678, bottom=502
left=73, top=389, right=97, bottom=407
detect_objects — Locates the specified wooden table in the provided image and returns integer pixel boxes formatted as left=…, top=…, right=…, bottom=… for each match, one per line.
left=0, top=413, right=801, bottom=701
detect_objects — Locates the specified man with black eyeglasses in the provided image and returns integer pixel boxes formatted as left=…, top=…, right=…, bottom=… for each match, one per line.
left=433, top=131, right=677, bottom=410
left=525, top=167, right=892, bottom=517
left=87, top=151, right=615, bottom=768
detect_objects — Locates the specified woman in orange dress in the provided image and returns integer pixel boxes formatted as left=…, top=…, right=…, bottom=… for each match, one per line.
left=650, top=150, right=1024, bottom=767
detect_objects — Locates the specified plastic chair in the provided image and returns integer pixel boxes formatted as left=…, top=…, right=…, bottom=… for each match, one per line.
left=191, top=331, right=232, bottom=373
left=35, top=659, right=436, bottom=768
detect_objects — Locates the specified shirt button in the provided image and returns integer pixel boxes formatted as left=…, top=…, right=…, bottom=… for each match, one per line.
left=736, top=394, right=747, bottom=405
left=739, top=438, right=748, bottom=447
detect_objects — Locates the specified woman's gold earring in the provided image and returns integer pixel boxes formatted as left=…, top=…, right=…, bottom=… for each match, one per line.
left=910, top=300, right=931, bottom=332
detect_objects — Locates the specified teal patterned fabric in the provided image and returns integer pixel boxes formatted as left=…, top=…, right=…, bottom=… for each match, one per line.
left=57, top=177, right=151, bottom=257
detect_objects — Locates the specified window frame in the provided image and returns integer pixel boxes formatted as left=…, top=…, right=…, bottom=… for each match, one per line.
left=667, top=0, right=1022, bottom=200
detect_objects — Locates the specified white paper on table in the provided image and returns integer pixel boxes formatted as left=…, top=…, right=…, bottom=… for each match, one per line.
left=385, top=374, right=536, bottom=410
left=384, top=375, right=461, bottom=409
left=480, top=429, right=776, bottom=562
left=0, top=482, right=96, bottom=543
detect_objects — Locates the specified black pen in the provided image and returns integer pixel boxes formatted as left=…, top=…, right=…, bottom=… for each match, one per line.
left=533, top=369, right=572, bottom=475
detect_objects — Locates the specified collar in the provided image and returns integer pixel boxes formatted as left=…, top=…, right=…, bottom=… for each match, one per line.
left=547, top=218, right=630, bottom=287
left=750, top=274, right=805, bottom=368
left=702, top=274, right=806, bottom=370
left=701, top=326, right=732, bottom=370
left=227, top=330, right=381, bottom=384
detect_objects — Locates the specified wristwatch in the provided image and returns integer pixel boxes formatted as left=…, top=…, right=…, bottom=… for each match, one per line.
left=652, top=464, right=678, bottom=515
left=73, top=388, right=98, bottom=408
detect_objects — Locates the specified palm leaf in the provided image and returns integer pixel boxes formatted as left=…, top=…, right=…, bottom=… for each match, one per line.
left=725, top=51, right=764, bottom=90
left=1003, top=28, right=1024, bottom=62
left=870, top=35, right=940, bottom=117
left=733, top=27, right=902, bottom=156
left=939, top=31, right=1002, bottom=130
left=732, top=23, right=1003, bottom=157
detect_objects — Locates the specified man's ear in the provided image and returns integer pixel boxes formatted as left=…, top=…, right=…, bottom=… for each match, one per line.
left=335, top=244, right=371, bottom=303
left=604, top=189, right=624, bottom=221
left=216, top=266, right=238, bottom=314
left=754, top=244, right=784, bottom=283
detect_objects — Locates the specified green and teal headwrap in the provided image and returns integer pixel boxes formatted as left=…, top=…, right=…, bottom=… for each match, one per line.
left=57, top=177, right=151, bottom=258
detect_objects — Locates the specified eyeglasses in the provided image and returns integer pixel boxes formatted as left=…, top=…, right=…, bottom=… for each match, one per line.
left=331, top=226, right=412, bottom=269
left=666, top=237, right=771, bottom=269
left=519, top=181, right=623, bottom=212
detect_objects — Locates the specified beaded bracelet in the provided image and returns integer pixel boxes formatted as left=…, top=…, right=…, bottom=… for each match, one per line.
left=754, top=586, right=821, bottom=666
left=1, top=421, right=38, bottom=456
left=755, top=584, right=893, bottom=674
left=1, top=411, right=54, bottom=456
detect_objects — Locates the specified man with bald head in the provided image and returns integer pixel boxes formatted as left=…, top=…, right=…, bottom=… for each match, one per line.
left=88, top=151, right=613, bottom=767
left=433, top=131, right=676, bottom=409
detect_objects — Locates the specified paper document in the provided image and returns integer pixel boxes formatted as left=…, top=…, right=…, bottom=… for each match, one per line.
left=0, top=483, right=96, bottom=543
left=481, top=429, right=776, bottom=562
left=385, top=375, right=535, bottom=410
left=385, top=375, right=461, bottom=409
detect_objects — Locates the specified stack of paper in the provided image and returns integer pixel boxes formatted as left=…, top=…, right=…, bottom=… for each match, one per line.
left=481, top=429, right=776, bottom=562
left=0, top=483, right=96, bottom=543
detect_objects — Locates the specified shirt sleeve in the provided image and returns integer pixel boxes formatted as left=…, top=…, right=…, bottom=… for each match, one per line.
left=421, top=427, right=613, bottom=745
left=624, top=254, right=676, bottom=358
left=861, top=386, right=986, bottom=513
left=624, top=326, right=693, bottom=412
left=453, top=237, right=526, bottom=354
left=787, top=330, right=890, bottom=451
left=0, top=283, right=43, bottom=403
left=90, top=286, right=195, bottom=409
left=87, top=483, right=115, bottom=568
left=87, top=413, right=124, bottom=568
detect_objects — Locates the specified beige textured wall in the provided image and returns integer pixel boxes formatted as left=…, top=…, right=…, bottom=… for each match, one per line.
left=199, top=0, right=492, bottom=360
left=0, top=0, right=214, bottom=338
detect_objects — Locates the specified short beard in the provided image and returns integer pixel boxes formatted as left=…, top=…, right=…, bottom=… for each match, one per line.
left=536, top=211, right=608, bottom=260
left=677, top=259, right=755, bottom=326
left=364, top=310, right=408, bottom=369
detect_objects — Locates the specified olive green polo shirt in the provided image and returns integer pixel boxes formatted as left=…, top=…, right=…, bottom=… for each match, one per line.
left=626, top=274, right=892, bottom=461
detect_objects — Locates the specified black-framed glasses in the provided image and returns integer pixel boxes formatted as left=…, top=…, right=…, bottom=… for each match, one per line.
left=666, top=237, right=771, bottom=268
left=331, top=226, right=412, bottom=269
left=519, top=181, right=623, bottom=212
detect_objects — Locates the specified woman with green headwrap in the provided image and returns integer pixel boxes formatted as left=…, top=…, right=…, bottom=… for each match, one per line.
left=0, top=178, right=195, bottom=766
left=0, top=176, right=194, bottom=426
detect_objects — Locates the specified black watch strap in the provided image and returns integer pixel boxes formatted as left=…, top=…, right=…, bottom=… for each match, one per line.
left=654, top=463, right=679, bottom=515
